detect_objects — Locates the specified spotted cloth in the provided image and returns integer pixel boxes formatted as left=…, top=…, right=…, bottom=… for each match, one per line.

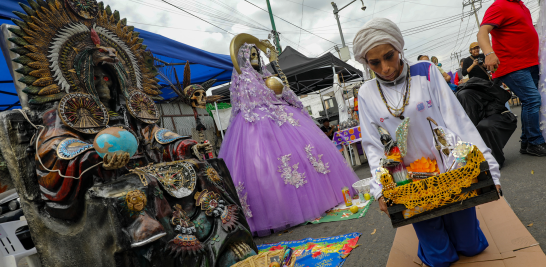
left=333, top=126, right=362, bottom=146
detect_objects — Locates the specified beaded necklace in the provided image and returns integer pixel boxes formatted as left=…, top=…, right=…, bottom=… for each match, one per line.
left=376, top=66, right=411, bottom=120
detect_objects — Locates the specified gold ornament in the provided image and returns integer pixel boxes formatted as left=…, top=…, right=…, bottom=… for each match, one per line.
left=206, top=166, right=221, bottom=183
left=125, top=190, right=147, bottom=212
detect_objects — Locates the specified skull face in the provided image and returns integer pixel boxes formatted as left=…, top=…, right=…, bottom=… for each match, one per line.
left=184, top=85, right=207, bottom=109
left=250, top=46, right=260, bottom=70
left=94, top=66, right=113, bottom=104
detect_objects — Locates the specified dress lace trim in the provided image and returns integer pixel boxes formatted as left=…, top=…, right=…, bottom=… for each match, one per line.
left=277, top=154, right=307, bottom=188
left=305, top=144, right=330, bottom=174
left=235, top=182, right=252, bottom=218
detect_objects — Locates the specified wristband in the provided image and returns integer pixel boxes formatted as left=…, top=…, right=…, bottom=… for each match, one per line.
left=485, top=51, right=495, bottom=57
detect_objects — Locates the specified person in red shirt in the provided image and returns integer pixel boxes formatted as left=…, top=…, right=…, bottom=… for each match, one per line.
left=477, top=0, right=545, bottom=156
left=454, top=59, right=465, bottom=86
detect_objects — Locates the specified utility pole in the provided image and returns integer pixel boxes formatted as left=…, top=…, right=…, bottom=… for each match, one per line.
left=331, top=0, right=366, bottom=61
left=265, top=0, right=282, bottom=54
left=332, top=2, right=348, bottom=47
left=450, top=51, right=462, bottom=70
left=463, top=0, right=482, bottom=29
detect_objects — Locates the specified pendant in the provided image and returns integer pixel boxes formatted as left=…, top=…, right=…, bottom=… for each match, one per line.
left=394, top=110, right=401, bottom=117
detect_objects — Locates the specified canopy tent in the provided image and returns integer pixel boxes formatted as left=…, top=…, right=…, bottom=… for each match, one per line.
left=0, top=0, right=234, bottom=110
left=211, top=46, right=364, bottom=101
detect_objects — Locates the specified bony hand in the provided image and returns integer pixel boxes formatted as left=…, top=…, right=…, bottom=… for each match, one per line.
left=496, top=185, right=502, bottom=196
left=191, top=143, right=212, bottom=158
left=485, top=53, right=500, bottom=72
left=103, top=152, right=130, bottom=170
left=378, top=196, right=390, bottom=218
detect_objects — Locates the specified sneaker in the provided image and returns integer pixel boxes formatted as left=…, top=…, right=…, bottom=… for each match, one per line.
left=526, top=143, right=546, bottom=157
left=520, top=142, right=528, bottom=154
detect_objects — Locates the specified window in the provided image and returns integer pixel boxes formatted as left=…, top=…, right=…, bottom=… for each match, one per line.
left=324, top=98, right=335, bottom=109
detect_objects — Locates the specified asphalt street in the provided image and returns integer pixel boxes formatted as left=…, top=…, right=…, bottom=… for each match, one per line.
left=254, top=105, right=546, bottom=267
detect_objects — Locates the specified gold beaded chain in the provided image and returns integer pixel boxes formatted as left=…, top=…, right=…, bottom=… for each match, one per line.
left=376, top=65, right=411, bottom=120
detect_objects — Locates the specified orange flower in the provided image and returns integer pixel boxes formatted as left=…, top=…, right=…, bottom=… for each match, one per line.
left=406, top=157, right=439, bottom=173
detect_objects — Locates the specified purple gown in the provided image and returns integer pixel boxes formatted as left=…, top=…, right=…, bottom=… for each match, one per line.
left=219, top=44, right=359, bottom=236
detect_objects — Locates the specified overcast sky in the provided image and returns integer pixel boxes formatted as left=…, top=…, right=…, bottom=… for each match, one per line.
left=113, top=0, right=541, bottom=72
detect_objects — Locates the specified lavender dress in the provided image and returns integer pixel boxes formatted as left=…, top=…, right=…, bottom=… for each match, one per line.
left=219, top=44, right=359, bottom=236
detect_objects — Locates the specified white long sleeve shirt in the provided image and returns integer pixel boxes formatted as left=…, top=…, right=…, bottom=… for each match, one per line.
left=358, top=61, right=500, bottom=200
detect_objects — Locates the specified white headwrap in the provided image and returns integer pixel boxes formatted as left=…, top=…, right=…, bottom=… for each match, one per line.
left=352, top=18, right=405, bottom=66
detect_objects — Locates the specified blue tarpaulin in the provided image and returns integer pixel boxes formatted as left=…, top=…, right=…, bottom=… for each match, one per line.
left=0, top=0, right=233, bottom=109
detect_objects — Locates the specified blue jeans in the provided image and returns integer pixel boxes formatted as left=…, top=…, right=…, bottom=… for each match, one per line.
left=499, top=65, right=544, bottom=145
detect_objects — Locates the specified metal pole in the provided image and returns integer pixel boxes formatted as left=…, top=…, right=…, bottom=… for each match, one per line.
left=471, top=1, right=481, bottom=29
left=214, top=102, right=224, bottom=139
left=265, top=0, right=282, bottom=54
left=331, top=2, right=346, bottom=47
left=319, top=88, right=329, bottom=120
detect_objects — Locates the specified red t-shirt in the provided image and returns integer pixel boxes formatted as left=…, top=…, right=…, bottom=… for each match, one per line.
left=481, top=0, right=538, bottom=78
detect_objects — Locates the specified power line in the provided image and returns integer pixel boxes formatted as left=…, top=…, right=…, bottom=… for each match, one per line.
left=307, top=1, right=404, bottom=31
left=282, top=0, right=332, bottom=14
left=160, top=0, right=234, bottom=35
left=129, top=0, right=269, bottom=31
left=298, top=0, right=304, bottom=48
left=243, top=0, right=336, bottom=44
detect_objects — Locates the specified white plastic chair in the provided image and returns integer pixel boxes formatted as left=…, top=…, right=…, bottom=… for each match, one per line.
left=0, top=220, right=39, bottom=267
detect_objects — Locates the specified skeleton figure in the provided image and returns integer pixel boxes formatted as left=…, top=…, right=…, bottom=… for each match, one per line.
left=249, top=46, right=261, bottom=71
left=183, top=85, right=207, bottom=109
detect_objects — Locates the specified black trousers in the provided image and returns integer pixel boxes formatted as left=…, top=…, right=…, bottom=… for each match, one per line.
left=475, top=112, right=517, bottom=167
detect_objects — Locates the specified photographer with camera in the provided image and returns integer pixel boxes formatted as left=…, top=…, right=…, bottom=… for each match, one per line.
left=462, top=42, right=490, bottom=81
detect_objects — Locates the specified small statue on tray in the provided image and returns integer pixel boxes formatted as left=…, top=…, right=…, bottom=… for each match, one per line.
left=376, top=118, right=410, bottom=185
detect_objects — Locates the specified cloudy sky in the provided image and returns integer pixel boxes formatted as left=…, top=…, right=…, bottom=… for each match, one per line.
left=113, top=0, right=541, bottom=72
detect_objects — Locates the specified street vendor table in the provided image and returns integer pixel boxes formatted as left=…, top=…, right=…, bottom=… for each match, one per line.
left=333, top=126, right=367, bottom=166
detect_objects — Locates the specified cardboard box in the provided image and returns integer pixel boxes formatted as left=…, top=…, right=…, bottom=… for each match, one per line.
left=387, top=197, right=546, bottom=267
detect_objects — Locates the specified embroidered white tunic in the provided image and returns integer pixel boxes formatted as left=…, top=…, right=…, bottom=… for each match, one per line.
left=358, top=61, right=501, bottom=200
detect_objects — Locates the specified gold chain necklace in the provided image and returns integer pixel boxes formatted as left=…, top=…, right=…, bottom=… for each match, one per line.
left=376, top=66, right=411, bottom=120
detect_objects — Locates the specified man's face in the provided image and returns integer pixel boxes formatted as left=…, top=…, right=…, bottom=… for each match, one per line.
left=323, top=121, right=330, bottom=127
left=470, top=46, right=480, bottom=57
left=420, top=56, right=429, bottom=61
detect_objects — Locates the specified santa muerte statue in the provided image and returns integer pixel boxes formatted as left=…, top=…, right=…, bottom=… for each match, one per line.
left=0, top=0, right=256, bottom=266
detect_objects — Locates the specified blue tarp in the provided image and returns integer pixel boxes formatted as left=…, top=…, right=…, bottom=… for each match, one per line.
left=0, top=0, right=233, bottom=109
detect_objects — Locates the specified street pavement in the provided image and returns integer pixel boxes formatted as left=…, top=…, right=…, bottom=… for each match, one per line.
left=17, top=106, right=546, bottom=267
left=254, top=105, right=546, bottom=267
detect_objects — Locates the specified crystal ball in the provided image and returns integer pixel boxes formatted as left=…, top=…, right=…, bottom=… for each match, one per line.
left=93, top=127, right=138, bottom=158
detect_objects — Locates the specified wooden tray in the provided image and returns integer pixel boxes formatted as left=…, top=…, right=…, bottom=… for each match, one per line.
left=387, top=161, right=499, bottom=228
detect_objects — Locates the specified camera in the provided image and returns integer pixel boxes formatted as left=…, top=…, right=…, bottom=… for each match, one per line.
left=477, top=57, right=484, bottom=65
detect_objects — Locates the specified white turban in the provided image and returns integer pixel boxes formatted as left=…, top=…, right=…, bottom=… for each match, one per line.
left=352, top=18, right=405, bottom=65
